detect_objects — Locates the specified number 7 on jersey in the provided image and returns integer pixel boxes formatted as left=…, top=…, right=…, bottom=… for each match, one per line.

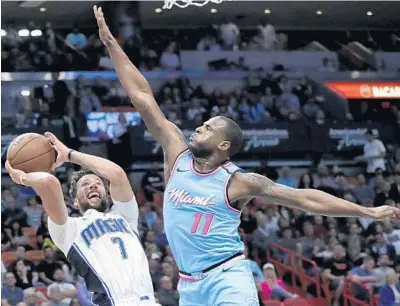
left=191, top=212, right=214, bottom=235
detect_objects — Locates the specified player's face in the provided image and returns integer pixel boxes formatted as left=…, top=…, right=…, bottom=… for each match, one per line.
left=189, top=117, right=229, bottom=158
left=75, top=174, right=108, bottom=213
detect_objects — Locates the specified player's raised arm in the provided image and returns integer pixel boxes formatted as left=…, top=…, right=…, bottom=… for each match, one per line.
left=45, top=132, right=132, bottom=203
left=231, top=172, right=400, bottom=220
left=5, top=161, right=67, bottom=225
left=93, top=6, right=187, bottom=159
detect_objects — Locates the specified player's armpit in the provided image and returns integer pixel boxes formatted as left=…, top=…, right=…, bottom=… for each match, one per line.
left=232, top=172, right=400, bottom=220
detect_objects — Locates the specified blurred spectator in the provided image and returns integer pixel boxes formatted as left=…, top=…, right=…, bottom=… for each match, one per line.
left=1, top=272, right=24, bottom=306
left=9, top=222, right=28, bottom=249
left=276, top=167, right=297, bottom=188
left=260, top=263, right=297, bottom=301
left=1, top=194, right=27, bottom=229
left=368, top=233, right=396, bottom=262
left=196, top=36, right=222, bottom=51
left=66, top=27, right=88, bottom=50
left=98, top=49, right=114, bottom=70
left=141, top=164, right=164, bottom=202
left=389, top=170, right=400, bottom=203
left=374, top=181, right=393, bottom=207
left=219, top=19, right=240, bottom=50
left=353, top=174, right=375, bottom=204
left=2, top=229, right=12, bottom=252
left=322, top=244, right=350, bottom=306
left=78, top=87, right=102, bottom=114
left=302, top=98, right=322, bottom=120
left=350, top=256, right=378, bottom=297
left=379, top=269, right=400, bottom=306
left=375, top=254, right=396, bottom=288
left=8, top=246, right=36, bottom=275
left=276, top=86, right=301, bottom=118
left=37, top=247, right=62, bottom=285
left=257, top=18, right=277, bottom=51
left=155, top=276, right=179, bottom=306
left=298, top=173, right=315, bottom=189
left=13, top=260, right=38, bottom=290
left=160, top=42, right=180, bottom=70
left=46, top=269, right=77, bottom=306
left=355, top=129, right=386, bottom=175
left=23, top=196, right=43, bottom=230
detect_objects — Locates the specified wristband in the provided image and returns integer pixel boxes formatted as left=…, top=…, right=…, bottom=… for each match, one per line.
left=68, top=149, right=75, bottom=161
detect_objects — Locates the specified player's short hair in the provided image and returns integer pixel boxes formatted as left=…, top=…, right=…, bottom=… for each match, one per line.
left=220, top=117, right=243, bottom=157
left=69, top=169, right=97, bottom=199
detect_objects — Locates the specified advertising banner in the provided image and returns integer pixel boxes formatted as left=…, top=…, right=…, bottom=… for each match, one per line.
left=129, top=122, right=310, bottom=159
left=325, top=82, right=400, bottom=99
left=309, top=122, right=395, bottom=156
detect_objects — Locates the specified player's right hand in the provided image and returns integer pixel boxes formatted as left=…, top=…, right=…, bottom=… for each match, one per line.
left=5, top=161, right=27, bottom=186
left=93, top=5, right=114, bottom=45
left=44, top=132, right=70, bottom=171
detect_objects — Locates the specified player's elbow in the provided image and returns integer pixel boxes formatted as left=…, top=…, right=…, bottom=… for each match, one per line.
left=108, top=166, right=127, bottom=183
left=35, top=174, right=60, bottom=190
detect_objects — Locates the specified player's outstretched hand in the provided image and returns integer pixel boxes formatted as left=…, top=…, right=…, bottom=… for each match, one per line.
left=44, top=132, right=70, bottom=171
left=369, top=205, right=400, bottom=221
left=93, top=5, right=113, bottom=45
left=5, top=161, right=27, bottom=186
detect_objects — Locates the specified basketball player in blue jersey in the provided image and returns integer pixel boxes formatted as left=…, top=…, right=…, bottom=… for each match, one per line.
left=94, top=6, right=400, bottom=305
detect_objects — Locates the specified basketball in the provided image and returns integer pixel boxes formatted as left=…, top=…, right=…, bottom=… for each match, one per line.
left=7, top=133, right=56, bottom=173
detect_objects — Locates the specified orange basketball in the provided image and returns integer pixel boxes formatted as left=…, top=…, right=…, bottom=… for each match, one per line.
left=7, top=133, right=56, bottom=173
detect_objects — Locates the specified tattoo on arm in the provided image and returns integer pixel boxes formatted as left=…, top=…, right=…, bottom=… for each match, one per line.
left=244, top=172, right=275, bottom=196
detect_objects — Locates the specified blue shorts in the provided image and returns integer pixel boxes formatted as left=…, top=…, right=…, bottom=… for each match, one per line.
left=178, top=259, right=259, bottom=306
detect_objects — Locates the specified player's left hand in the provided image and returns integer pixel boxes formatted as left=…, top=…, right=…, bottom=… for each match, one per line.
left=368, top=205, right=400, bottom=221
left=44, top=132, right=70, bottom=171
left=5, top=161, right=27, bottom=186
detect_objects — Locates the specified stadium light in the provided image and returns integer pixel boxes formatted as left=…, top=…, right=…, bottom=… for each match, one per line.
left=18, top=29, right=30, bottom=37
left=264, top=9, right=271, bottom=14
left=367, top=11, right=373, bottom=16
left=40, top=7, right=46, bottom=12
left=1, top=29, right=6, bottom=36
left=31, top=29, right=43, bottom=37
left=21, top=90, right=31, bottom=97
left=155, top=8, right=162, bottom=13
left=316, top=10, right=323, bottom=15
left=210, top=8, right=217, bottom=13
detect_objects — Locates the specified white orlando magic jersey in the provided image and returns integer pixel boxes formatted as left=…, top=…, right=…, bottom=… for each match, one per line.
left=48, top=196, right=156, bottom=306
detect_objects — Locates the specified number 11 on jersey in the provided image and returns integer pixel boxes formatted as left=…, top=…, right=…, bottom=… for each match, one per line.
left=191, top=212, right=214, bottom=235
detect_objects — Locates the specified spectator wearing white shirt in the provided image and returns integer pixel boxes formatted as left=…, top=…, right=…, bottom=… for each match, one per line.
left=257, top=19, right=277, bottom=51
left=355, top=129, right=386, bottom=174
left=47, top=269, right=77, bottom=306
left=160, top=42, right=180, bottom=70
left=98, top=49, right=114, bottom=70
left=196, top=36, right=222, bottom=51
left=219, top=20, right=240, bottom=50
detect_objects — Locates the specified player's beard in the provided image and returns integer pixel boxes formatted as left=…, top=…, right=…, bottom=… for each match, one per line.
left=78, top=198, right=109, bottom=214
left=189, top=143, right=212, bottom=159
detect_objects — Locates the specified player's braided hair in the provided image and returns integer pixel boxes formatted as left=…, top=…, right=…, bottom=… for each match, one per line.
left=69, top=169, right=97, bottom=199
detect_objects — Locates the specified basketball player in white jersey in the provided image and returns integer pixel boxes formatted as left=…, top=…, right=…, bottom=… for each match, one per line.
left=5, top=132, right=160, bottom=306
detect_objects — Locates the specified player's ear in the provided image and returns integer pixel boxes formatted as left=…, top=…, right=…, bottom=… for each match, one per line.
left=73, top=198, right=79, bottom=208
left=218, top=141, right=231, bottom=152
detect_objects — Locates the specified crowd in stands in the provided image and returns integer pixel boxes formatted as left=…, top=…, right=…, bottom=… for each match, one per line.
left=2, top=152, right=400, bottom=305
left=1, top=19, right=399, bottom=72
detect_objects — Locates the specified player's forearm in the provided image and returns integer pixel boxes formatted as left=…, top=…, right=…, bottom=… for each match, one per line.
left=104, top=39, right=153, bottom=101
left=69, top=150, right=125, bottom=183
left=21, top=173, right=68, bottom=225
left=297, top=189, right=372, bottom=218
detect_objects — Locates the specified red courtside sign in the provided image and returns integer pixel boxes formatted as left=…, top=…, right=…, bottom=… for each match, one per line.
left=325, top=82, right=400, bottom=99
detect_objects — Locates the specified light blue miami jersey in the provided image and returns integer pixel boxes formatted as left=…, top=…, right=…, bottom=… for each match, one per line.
left=163, top=149, right=245, bottom=273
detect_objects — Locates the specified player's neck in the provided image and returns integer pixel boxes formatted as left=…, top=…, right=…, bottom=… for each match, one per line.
left=193, top=156, right=226, bottom=173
